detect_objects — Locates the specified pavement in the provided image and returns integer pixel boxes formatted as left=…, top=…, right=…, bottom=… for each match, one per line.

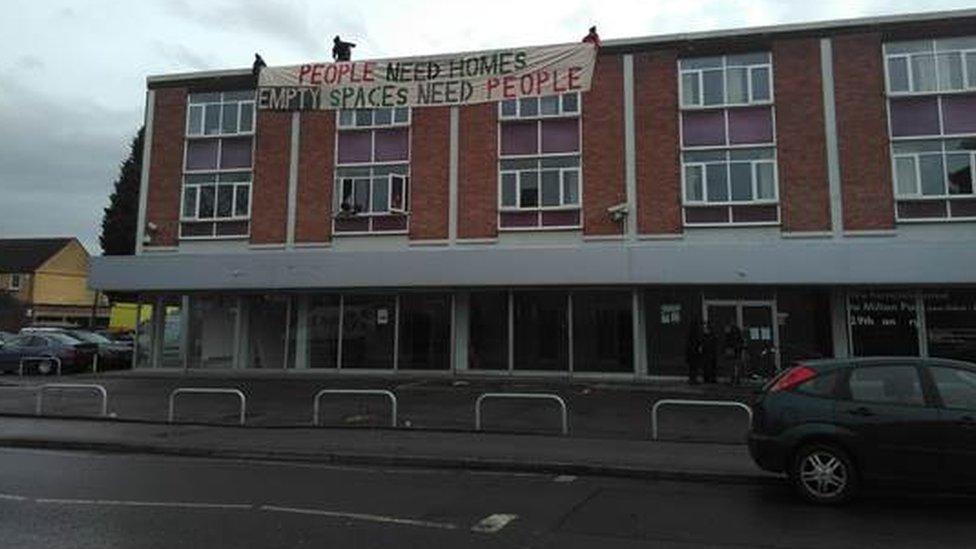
left=0, top=370, right=766, bottom=483
left=0, top=446, right=972, bottom=548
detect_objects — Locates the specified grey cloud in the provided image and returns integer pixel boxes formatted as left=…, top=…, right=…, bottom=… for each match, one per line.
left=153, top=41, right=218, bottom=71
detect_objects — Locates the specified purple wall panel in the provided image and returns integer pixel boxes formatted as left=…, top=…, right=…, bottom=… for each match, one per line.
left=500, top=122, right=538, bottom=156
left=681, top=111, right=726, bottom=147
left=540, top=119, right=580, bottom=153
left=374, top=128, right=410, bottom=162
left=889, top=97, right=940, bottom=137
left=942, top=95, right=976, bottom=135
left=337, top=130, right=373, bottom=164
left=684, top=206, right=729, bottom=223
left=728, top=107, right=774, bottom=145
left=371, top=215, right=408, bottom=231
left=541, top=209, right=581, bottom=227
left=950, top=199, right=976, bottom=218
left=731, top=204, right=779, bottom=223
left=185, top=139, right=219, bottom=170
left=334, top=216, right=370, bottom=232
left=898, top=200, right=948, bottom=219
left=500, top=211, right=540, bottom=228
left=219, top=137, right=252, bottom=169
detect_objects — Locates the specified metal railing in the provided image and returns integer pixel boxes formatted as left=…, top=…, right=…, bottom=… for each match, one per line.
left=19, top=356, right=61, bottom=376
left=475, top=393, right=569, bottom=436
left=36, top=383, right=108, bottom=417
left=312, top=389, right=398, bottom=427
left=168, top=388, right=247, bottom=426
left=650, top=399, right=753, bottom=440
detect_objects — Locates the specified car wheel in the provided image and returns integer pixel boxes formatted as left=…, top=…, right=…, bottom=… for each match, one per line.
left=36, top=359, right=55, bottom=376
left=791, top=443, right=857, bottom=505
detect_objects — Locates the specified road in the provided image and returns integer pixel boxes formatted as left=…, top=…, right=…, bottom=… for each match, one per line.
left=0, top=447, right=973, bottom=548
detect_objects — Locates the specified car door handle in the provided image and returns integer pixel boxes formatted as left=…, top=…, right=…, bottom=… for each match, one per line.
left=847, top=407, right=874, bottom=417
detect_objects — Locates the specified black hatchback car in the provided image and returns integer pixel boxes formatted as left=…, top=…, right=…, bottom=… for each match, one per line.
left=749, top=357, right=976, bottom=504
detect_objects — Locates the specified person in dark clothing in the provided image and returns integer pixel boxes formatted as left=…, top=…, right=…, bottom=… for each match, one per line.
left=252, top=53, right=266, bottom=77
left=724, top=323, right=746, bottom=385
left=332, top=36, right=356, bottom=62
left=582, top=26, right=601, bottom=47
left=702, top=321, right=719, bottom=383
left=685, top=319, right=704, bottom=385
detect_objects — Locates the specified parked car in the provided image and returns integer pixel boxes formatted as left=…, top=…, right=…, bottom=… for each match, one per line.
left=0, top=331, right=13, bottom=343
left=749, top=356, right=976, bottom=504
left=21, top=327, right=132, bottom=370
left=0, top=332, right=97, bottom=374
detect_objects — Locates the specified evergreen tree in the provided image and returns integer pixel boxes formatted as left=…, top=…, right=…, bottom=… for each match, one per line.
left=100, top=127, right=144, bottom=256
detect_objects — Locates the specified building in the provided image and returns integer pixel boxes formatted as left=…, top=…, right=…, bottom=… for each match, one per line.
left=91, top=9, right=976, bottom=377
left=0, top=238, right=109, bottom=330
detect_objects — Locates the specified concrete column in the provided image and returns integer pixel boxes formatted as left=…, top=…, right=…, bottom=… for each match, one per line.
left=623, top=54, right=638, bottom=241
left=632, top=289, right=648, bottom=378
left=286, top=112, right=301, bottom=247
left=453, top=291, right=470, bottom=371
left=820, top=38, right=844, bottom=238
left=830, top=287, right=850, bottom=358
left=295, top=295, right=309, bottom=369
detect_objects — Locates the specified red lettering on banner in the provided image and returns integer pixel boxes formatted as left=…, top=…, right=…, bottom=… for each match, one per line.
left=568, top=66, right=581, bottom=90
left=486, top=77, right=500, bottom=98
left=310, top=64, right=324, bottom=85
left=536, top=71, right=550, bottom=93
left=502, top=75, right=517, bottom=98
left=337, top=64, right=351, bottom=82
left=324, top=64, right=338, bottom=84
left=520, top=74, right=534, bottom=95
left=553, top=70, right=567, bottom=93
left=298, top=64, right=312, bottom=84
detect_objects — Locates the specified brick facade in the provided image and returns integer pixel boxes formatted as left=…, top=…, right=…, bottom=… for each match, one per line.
left=296, top=111, right=334, bottom=243
left=250, top=111, right=292, bottom=244
left=145, top=88, right=186, bottom=247
left=833, top=32, right=895, bottom=231
left=635, top=50, right=682, bottom=235
left=583, top=55, right=626, bottom=236
left=458, top=103, right=498, bottom=239
left=409, top=107, right=451, bottom=241
left=774, top=38, right=832, bottom=233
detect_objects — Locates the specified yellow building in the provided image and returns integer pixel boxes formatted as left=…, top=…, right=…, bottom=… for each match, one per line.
left=0, top=238, right=109, bottom=329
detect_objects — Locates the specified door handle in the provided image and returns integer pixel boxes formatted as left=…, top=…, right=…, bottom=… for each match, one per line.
left=847, top=406, right=874, bottom=417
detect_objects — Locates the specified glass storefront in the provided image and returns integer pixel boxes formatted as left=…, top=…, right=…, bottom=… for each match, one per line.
left=300, top=295, right=340, bottom=369
left=848, top=291, right=920, bottom=357
left=469, top=291, right=508, bottom=370
left=573, top=291, right=632, bottom=373
left=644, top=289, right=701, bottom=376
left=341, top=294, right=396, bottom=369
left=398, top=293, right=452, bottom=370
left=925, top=291, right=976, bottom=362
left=513, top=291, right=569, bottom=371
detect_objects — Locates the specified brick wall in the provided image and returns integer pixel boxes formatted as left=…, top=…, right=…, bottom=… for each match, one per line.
left=774, top=38, right=832, bottom=232
left=583, top=54, right=626, bottom=236
left=251, top=111, right=291, bottom=244
left=458, top=103, right=498, bottom=239
left=635, top=50, right=682, bottom=235
left=145, top=88, right=186, bottom=247
left=410, top=107, right=451, bottom=240
left=833, top=32, right=895, bottom=231
left=296, top=111, right=333, bottom=243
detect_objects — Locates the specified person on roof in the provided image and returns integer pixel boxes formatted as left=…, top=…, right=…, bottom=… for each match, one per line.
left=582, top=26, right=601, bottom=47
left=332, top=36, right=356, bottom=62
left=252, top=53, right=266, bottom=77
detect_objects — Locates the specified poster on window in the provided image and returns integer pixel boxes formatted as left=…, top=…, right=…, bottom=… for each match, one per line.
left=257, top=43, right=597, bottom=111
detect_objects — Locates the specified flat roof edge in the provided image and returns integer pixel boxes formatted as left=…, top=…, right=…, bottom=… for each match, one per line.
left=145, top=8, right=976, bottom=85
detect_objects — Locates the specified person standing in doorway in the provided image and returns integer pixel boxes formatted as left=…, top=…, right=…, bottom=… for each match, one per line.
left=685, top=319, right=704, bottom=385
left=702, top=321, right=719, bottom=384
left=724, top=323, right=746, bottom=386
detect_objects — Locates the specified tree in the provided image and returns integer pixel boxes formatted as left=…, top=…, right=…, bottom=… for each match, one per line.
left=100, top=127, right=144, bottom=256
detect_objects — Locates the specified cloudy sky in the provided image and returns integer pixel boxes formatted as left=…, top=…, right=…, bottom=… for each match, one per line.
left=1, top=0, right=973, bottom=253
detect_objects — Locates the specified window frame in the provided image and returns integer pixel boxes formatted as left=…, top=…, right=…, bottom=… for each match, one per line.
left=336, top=173, right=410, bottom=216
left=884, top=39, right=976, bottom=96
left=927, top=365, right=976, bottom=410
left=180, top=177, right=253, bottom=223
left=678, top=53, right=774, bottom=110
left=8, top=274, right=21, bottom=291
left=498, top=92, right=581, bottom=120
left=681, top=150, right=780, bottom=206
left=337, top=107, right=411, bottom=129
left=890, top=141, right=976, bottom=200
left=498, top=165, right=581, bottom=211
left=185, top=91, right=256, bottom=138
left=839, top=364, right=932, bottom=408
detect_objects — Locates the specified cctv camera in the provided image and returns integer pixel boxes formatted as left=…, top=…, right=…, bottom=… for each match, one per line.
left=607, top=203, right=628, bottom=222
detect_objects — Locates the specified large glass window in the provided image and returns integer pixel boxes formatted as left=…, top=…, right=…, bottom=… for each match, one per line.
left=243, top=295, right=289, bottom=369
left=683, top=148, right=777, bottom=204
left=513, top=291, right=569, bottom=371
left=884, top=37, right=976, bottom=94
left=572, top=292, right=633, bottom=373
left=644, top=289, right=702, bottom=377
left=848, top=292, right=920, bottom=357
left=302, top=295, right=340, bottom=369
left=892, top=140, right=976, bottom=199
left=924, top=291, right=976, bottom=362
left=186, top=296, right=237, bottom=369
left=341, top=295, right=396, bottom=369
left=397, top=293, right=451, bottom=370
left=469, top=291, right=509, bottom=370
left=679, top=53, right=773, bottom=108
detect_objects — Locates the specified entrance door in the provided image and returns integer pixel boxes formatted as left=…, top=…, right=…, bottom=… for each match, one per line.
left=704, top=300, right=780, bottom=377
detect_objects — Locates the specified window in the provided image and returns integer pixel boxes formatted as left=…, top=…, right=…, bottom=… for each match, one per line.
left=186, top=91, right=255, bottom=137
left=469, top=291, right=509, bottom=370
left=795, top=371, right=840, bottom=398
left=338, top=107, right=409, bottom=128
left=680, top=53, right=779, bottom=226
left=8, top=274, right=21, bottom=291
left=683, top=148, right=777, bottom=204
left=931, top=366, right=976, bottom=409
left=334, top=108, right=411, bottom=234
left=680, top=53, right=773, bottom=108
left=572, top=291, right=633, bottom=373
left=885, top=37, right=976, bottom=94
left=341, top=295, right=396, bottom=369
left=498, top=93, right=581, bottom=230
left=892, top=140, right=975, bottom=199
left=397, top=293, right=452, bottom=370
left=846, top=365, right=925, bottom=407
left=513, top=291, right=569, bottom=371
left=182, top=90, right=254, bottom=239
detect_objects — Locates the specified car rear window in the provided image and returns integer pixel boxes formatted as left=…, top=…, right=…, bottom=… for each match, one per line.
left=795, top=370, right=840, bottom=397
left=47, top=333, right=81, bottom=345
left=847, top=365, right=925, bottom=406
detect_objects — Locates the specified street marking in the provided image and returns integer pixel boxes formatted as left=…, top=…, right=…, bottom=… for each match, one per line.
left=471, top=513, right=518, bottom=533
left=0, top=493, right=28, bottom=501
left=554, top=475, right=577, bottom=483
left=260, top=504, right=457, bottom=530
left=34, top=497, right=253, bottom=510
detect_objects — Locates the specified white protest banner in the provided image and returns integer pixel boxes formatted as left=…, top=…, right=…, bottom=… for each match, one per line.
left=257, top=42, right=596, bottom=111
